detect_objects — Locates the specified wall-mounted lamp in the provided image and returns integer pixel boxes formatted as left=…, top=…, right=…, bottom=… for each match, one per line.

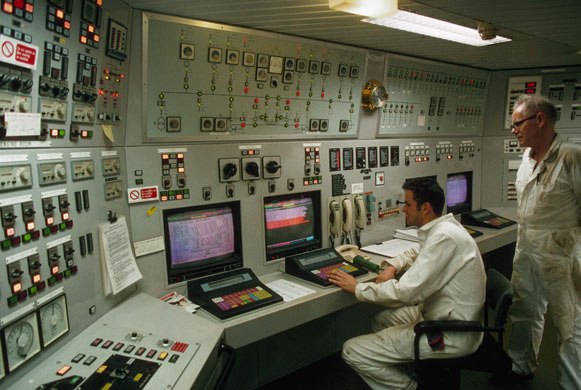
left=328, top=0, right=398, bottom=18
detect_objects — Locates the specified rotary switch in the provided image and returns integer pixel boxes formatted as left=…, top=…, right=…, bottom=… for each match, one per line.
left=223, top=163, right=238, bottom=181
left=245, top=162, right=259, bottom=177
left=266, top=160, right=281, bottom=174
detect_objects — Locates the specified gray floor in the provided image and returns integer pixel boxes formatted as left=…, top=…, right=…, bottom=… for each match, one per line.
left=257, top=313, right=560, bottom=389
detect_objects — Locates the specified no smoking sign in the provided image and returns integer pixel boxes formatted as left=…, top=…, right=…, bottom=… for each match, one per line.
left=127, top=186, right=159, bottom=204
left=0, top=35, right=38, bottom=70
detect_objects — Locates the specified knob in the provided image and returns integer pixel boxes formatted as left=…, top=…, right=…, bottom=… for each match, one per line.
left=266, top=160, right=281, bottom=174
left=59, top=87, right=69, bottom=98
left=131, top=331, right=138, bottom=339
left=24, top=208, right=36, bottom=217
left=11, top=269, right=23, bottom=278
left=41, top=82, right=51, bottom=92
left=45, top=203, right=56, bottom=212
left=245, top=162, right=259, bottom=177
left=223, top=163, right=237, bottom=180
left=162, top=338, right=170, bottom=346
left=51, top=85, right=61, bottom=97
left=56, top=104, right=66, bottom=118
left=87, top=109, right=95, bottom=121
left=60, top=200, right=70, bottom=208
left=54, top=164, right=66, bottom=179
left=9, top=76, right=21, bottom=91
left=18, top=169, right=30, bottom=182
left=65, top=247, right=75, bottom=255
left=71, top=129, right=80, bottom=137
left=74, top=89, right=83, bottom=99
left=50, top=253, right=61, bottom=261
left=288, top=181, right=295, bottom=190
left=31, top=261, right=41, bottom=270
left=22, top=79, right=33, bottom=92
left=85, top=164, right=94, bottom=175
left=3, top=212, right=17, bottom=222
left=18, top=99, right=30, bottom=112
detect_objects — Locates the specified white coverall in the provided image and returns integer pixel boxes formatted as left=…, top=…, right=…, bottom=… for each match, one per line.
left=508, top=136, right=581, bottom=389
left=343, top=213, right=486, bottom=390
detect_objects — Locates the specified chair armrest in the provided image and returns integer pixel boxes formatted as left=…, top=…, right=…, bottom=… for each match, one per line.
left=414, top=320, right=482, bottom=334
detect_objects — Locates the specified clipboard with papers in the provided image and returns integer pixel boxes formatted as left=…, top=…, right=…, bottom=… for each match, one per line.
left=361, top=229, right=420, bottom=258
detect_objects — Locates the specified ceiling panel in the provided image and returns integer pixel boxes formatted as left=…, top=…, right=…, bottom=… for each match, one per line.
left=123, top=0, right=581, bottom=70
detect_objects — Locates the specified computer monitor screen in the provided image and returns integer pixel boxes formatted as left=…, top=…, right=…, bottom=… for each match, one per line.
left=446, top=171, right=473, bottom=215
left=163, top=201, right=242, bottom=285
left=264, top=191, right=322, bottom=261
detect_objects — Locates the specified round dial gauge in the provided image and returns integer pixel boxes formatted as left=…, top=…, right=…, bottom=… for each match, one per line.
left=361, top=79, right=388, bottom=111
left=3, top=312, right=41, bottom=371
left=39, top=295, right=69, bottom=348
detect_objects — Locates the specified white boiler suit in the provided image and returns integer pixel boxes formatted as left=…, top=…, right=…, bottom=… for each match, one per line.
left=508, top=136, right=581, bottom=389
left=342, top=214, right=486, bottom=390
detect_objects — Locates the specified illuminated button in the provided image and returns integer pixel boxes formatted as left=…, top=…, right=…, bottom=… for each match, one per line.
left=46, top=216, right=55, bottom=225
left=3, top=2, right=14, bottom=13
left=22, top=233, right=32, bottom=242
left=57, top=365, right=71, bottom=376
left=64, top=268, right=72, bottom=277
left=59, top=222, right=67, bottom=231
left=157, top=352, right=168, bottom=361
left=26, top=222, right=35, bottom=231
left=295, top=123, right=299, bottom=128
left=28, top=285, right=38, bottom=296
left=10, top=236, right=20, bottom=246
left=7, top=295, right=18, bottom=306
left=51, top=265, right=59, bottom=275
left=32, top=273, right=41, bottom=284
left=32, top=230, right=40, bottom=240
left=296, top=91, right=300, bottom=96
left=12, top=282, right=22, bottom=294
left=5, top=227, right=15, bottom=237
left=50, top=225, right=59, bottom=233
left=62, top=212, right=70, bottom=221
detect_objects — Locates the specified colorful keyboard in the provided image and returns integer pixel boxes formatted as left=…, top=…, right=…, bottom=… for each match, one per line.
left=211, top=286, right=273, bottom=312
left=311, top=262, right=360, bottom=281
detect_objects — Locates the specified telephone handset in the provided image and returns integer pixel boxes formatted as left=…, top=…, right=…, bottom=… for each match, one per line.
left=335, top=244, right=370, bottom=262
left=354, top=195, right=366, bottom=229
left=342, top=198, right=352, bottom=233
left=329, top=200, right=340, bottom=235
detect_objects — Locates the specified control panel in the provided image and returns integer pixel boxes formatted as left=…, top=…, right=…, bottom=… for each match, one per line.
left=142, top=12, right=367, bottom=141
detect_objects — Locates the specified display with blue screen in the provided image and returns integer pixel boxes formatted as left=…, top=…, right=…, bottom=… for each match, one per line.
left=163, top=201, right=242, bottom=285
left=446, top=171, right=473, bottom=215
left=264, top=191, right=322, bottom=261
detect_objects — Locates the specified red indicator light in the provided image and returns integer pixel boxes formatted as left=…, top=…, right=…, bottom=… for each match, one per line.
left=94, top=34, right=100, bottom=42
left=32, top=274, right=41, bottom=284
left=314, top=179, right=319, bottom=184
left=56, top=9, right=64, bottom=18
left=25, top=3, right=33, bottom=12
left=411, top=105, right=414, bottom=109
left=99, top=89, right=104, bottom=95
left=176, top=194, right=183, bottom=200
left=304, top=180, right=309, bottom=185
left=96, top=0, right=103, bottom=5
left=411, top=71, right=415, bottom=75
left=177, top=153, right=184, bottom=159
left=241, top=122, right=246, bottom=128
left=315, top=158, right=320, bottom=163
left=297, top=46, right=301, bottom=51
left=14, top=0, right=23, bottom=8
left=254, top=98, right=259, bottom=103
left=296, top=91, right=300, bottom=96
left=119, top=74, right=125, bottom=79
left=244, top=88, right=249, bottom=93
left=5, top=227, right=15, bottom=237
left=80, top=36, right=88, bottom=44
left=64, top=21, right=71, bottom=30
left=525, top=82, right=537, bottom=87
left=525, top=89, right=536, bottom=94
left=50, top=128, right=59, bottom=137
left=305, top=147, right=311, bottom=153
left=51, top=266, right=59, bottom=275
left=295, top=123, right=299, bottom=128
left=243, top=37, right=247, bottom=43
left=12, top=282, right=22, bottom=294
left=26, top=222, right=35, bottom=231
left=321, top=93, right=325, bottom=98
left=161, top=196, right=168, bottom=202
left=322, top=50, right=326, bottom=54
left=46, top=216, right=54, bottom=225
left=470, top=79, right=474, bottom=84
left=162, top=154, right=169, bottom=159
left=57, top=365, right=71, bottom=376
left=315, top=147, right=320, bottom=152
left=177, top=167, right=185, bottom=173
left=448, top=155, right=453, bottom=159
left=3, top=2, right=14, bottom=14
left=88, top=25, right=94, bottom=33
left=104, top=69, right=110, bottom=74
left=286, top=100, right=290, bottom=104
left=62, top=212, right=70, bottom=221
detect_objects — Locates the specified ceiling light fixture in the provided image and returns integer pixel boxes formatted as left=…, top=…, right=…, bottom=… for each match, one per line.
left=329, top=0, right=398, bottom=18
left=362, top=10, right=511, bottom=47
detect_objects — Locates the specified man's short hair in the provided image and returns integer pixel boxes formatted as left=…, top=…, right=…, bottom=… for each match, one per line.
left=514, top=95, right=558, bottom=126
left=402, top=178, right=445, bottom=217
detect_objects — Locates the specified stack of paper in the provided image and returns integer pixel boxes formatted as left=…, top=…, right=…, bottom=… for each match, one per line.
left=361, top=239, right=419, bottom=258
left=393, top=228, right=419, bottom=242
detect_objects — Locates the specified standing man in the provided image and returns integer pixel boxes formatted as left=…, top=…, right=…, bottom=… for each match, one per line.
left=328, top=178, right=486, bottom=390
left=498, top=95, right=581, bottom=388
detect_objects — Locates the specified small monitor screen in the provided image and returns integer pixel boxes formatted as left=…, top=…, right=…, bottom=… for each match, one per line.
left=163, top=201, right=242, bottom=285
left=446, top=171, right=473, bottom=215
left=264, top=191, right=322, bottom=261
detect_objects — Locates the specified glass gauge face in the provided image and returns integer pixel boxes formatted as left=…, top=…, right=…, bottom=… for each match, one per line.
left=39, top=295, right=69, bottom=348
left=3, top=312, right=41, bottom=372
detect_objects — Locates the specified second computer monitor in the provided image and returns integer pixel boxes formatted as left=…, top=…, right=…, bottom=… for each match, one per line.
left=446, top=171, right=473, bottom=215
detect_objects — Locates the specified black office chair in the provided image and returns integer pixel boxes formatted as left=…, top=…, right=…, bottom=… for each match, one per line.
left=412, top=268, right=514, bottom=390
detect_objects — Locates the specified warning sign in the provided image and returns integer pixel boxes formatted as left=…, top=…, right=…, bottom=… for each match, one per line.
left=127, top=186, right=159, bottom=204
left=0, top=35, right=38, bottom=70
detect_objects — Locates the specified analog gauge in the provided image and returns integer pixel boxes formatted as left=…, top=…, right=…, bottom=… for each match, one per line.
left=39, top=295, right=69, bottom=348
left=2, top=312, right=41, bottom=372
left=361, top=79, right=388, bottom=111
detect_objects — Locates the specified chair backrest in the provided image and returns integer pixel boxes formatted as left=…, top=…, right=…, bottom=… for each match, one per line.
left=485, top=269, right=514, bottom=328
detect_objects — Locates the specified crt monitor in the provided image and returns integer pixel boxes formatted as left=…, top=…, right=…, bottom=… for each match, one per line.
left=264, top=191, right=322, bottom=261
left=446, top=171, right=473, bottom=215
left=163, top=201, right=242, bottom=285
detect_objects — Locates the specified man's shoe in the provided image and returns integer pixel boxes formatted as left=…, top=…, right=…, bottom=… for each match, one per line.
left=490, top=370, right=534, bottom=387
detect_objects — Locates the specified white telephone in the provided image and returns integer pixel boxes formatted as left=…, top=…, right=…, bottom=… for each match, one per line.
left=329, top=200, right=341, bottom=235
left=354, top=194, right=366, bottom=229
left=342, top=198, right=352, bottom=233
left=335, top=244, right=371, bottom=263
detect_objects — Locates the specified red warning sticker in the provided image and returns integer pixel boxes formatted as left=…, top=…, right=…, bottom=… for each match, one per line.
left=0, top=35, right=38, bottom=70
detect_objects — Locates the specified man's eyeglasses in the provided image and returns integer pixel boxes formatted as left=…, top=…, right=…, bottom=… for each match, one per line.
left=510, top=113, right=538, bottom=130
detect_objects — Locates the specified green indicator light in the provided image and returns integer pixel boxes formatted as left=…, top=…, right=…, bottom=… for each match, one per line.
left=351, top=103, right=355, bottom=108
left=184, top=84, right=189, bottom=89
left=349, top=95, right=353, bottom=100
left=279, top=115, right=283, bottom=120
left=65, top=269, right=71, bottom=277
left=59, top=222, right=67, bottom=230
left=48, top=277, right=56, bottom=285
left=253, top=123, right=258, bottom=128
left=228, top=87, right=232, bottom=92
left=23, top=233, right=31, bottom=242
left=211, top=85, right=216, bottom=91
left=2, top=240, right=10, bottom=249
left=260, top=115, right=265, bottom=119
left=43, top=227, right=51, bottom=236
left=338, top=95, right=342, bottom=99
left=229, top=97, right=234, bottom=102
left=306, top=101, right=311, bottom=106
left=169, top=191, right=175, bottom=196
left=329, top=99, right=333, bottom=103
left=265, top=95, right=270, bottom=100
left=184, top=189, right=190, bottom=194
left=284, top=123, right=289, bottom=128
left=159, top=93, right=164, bottom=99
left=88, top=131, right=93, bottom=137
left=277, top=96, right=281, bottom=100
left=59, top=130, right=65, bottom=136
left=308, top=92, right=313, bottom=97
left=30, top=286, right=38, bottom=294
left=197, top=91, right=203, bottom=96
left=136, top=179, right=143, bottom=185
left=9, top=296, right=17, bottom=305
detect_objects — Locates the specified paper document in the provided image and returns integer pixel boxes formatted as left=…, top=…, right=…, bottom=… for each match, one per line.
left=393, top=228, right=419, bottom=242
left=266, top=279, right=316, bottom=302
left=361, top=239, right=419, bottom=258
left=99, top=216, right=143, bottom=295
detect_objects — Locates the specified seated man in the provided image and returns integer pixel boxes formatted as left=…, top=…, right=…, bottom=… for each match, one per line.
left=328, top=178, right=486, bottom=390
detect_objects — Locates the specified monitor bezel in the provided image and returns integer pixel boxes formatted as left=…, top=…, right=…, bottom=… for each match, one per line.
left=162, top=201, right=243, bottom=286
left=263, top=190, right=322, bottom=262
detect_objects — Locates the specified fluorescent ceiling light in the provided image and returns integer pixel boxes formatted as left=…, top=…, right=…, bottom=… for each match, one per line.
left=329, top=0, right=398, bottom=18
left=363, top=11, right=511, bottom=47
